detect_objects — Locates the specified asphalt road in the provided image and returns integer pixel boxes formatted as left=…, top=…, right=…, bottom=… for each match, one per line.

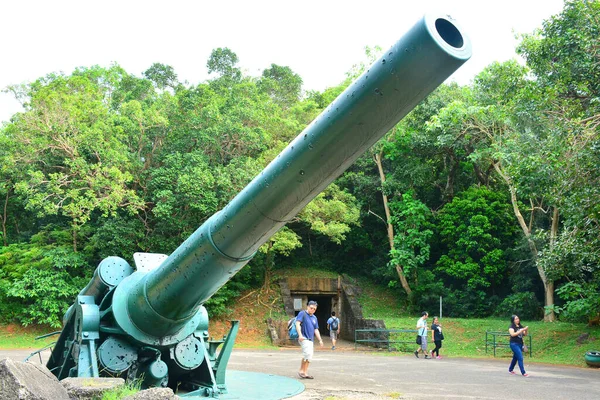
left=2, top=347, right=599, bottom=399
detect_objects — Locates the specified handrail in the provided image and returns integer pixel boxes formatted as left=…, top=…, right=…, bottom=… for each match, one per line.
left=24, top=343, right=56, bottom=363
left=485, top=331, right=532, bottom=357
left=354, top=328, right=418, bottom=351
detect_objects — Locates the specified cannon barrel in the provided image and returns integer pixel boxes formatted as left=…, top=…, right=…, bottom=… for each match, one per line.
left=111, top=13, right=472, bottom=342
left=47, top=14, right=471, bottom=396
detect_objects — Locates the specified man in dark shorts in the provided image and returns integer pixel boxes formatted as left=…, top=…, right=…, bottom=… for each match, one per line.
left=327, top=311, right=340, bottom=350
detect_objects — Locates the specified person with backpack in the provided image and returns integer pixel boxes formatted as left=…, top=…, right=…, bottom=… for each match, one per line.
left=327, top=311, right=341, bottom=350
left=295, top=300, right=323, bottom=379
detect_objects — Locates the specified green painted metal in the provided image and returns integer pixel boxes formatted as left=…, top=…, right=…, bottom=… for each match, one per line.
left=585, top=351, right=600, bottom=367
left=118, top=12, right=472, bottom=341
left=97, top=336, right=137, bottom=373
left=45, top=12, right=471, bottom=399
left=485, top=331, right=533, bottom=357
left=212, top=321, right=239, bottom=388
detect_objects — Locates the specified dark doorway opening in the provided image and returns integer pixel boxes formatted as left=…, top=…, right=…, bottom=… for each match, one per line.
left=307, top=295, right=332, bottom=333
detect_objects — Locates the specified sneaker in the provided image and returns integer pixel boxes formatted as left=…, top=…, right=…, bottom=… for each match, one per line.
left=436, top=356, right=441, bottom=359
left=509, top=371, right=516, bottom=375
left=332, top=346, right=335, bottom=350
left=414, top=351, right=419, bottom=358
left=424, top=355, right=431, bottom=359
left=522, top=373, right=529, bottom=377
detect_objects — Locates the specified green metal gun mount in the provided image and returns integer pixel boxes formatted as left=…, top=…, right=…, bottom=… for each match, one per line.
left=44, top=13, right=471, bottom=399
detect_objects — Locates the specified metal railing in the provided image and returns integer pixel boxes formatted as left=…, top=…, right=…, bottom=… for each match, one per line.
left=485, top=331, right=532, bottom=357
left=354, top=329, right=418, bottom=351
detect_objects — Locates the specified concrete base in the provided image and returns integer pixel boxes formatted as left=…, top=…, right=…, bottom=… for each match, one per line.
left=226, top=370, right=304, bottom=399
left=178, top=371, right=304, bottom=399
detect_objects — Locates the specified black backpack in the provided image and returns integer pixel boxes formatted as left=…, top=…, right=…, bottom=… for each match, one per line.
left=330, top=317, right=339, bottom=330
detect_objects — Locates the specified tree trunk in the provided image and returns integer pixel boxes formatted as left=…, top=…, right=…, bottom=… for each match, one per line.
left=493, top=163, right=555, bottom=321
left=545, top=206, right=560, bottom=322
left=263, top=241, right=274, bottom=290
left=374, top=152, right=412, bottom=296
left=1, top=187, right=9, bottom=246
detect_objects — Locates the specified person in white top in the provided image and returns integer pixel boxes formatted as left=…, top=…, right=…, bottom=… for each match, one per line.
left=414, top=311, right=430, bottom=359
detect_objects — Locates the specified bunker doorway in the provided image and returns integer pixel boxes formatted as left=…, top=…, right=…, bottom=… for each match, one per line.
left=307, top=295, right=333, bottom=334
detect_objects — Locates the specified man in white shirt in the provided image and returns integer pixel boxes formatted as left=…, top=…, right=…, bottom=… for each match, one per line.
left=414, top=311, right=431, bottom=359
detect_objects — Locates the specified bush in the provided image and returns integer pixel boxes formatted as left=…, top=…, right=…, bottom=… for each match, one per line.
left=0, top=280, right=25, bottom=323
left=494, top=292, right=542, bottom=320
left=442, top=288, right=497, bottom=318
left=6, top=269, right=87, bottom=327
left=554, top=281, right=600, bottom=323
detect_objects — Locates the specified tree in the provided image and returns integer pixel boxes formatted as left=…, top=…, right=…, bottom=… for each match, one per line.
left=8, top=67, right=144, bottom=251
left=207, top=47, right=242, bottom=82
left=388, top=192, right=433, bottom=292
left=258, top=64, right=303, bottom=109
left=429, top=60, right=562, bottom=321
left=144, top=63, right=179, bottom=90
left=436, top=187, right=517, bottom=292
left=517, top=0, right=600, bottom=323
left=372, top=149, right=412, bottom=296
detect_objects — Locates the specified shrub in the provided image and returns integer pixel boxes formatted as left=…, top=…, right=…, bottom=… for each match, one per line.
left=494, top=292, right=542, bottom=320
left=6, top=269, right=87, bottom=327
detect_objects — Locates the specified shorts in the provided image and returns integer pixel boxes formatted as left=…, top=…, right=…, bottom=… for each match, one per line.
left=420, top=335, right=428, bottom=351
left=330, top=330, right=338, bottom=340
left=300, top=339, right=314, bottom=362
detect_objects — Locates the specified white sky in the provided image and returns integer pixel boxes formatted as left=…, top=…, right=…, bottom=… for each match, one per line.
left=0, top=0, right=565, bottom=124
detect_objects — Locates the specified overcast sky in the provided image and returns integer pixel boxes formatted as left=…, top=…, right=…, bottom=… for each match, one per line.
left=0, top=0, right=565, bottom=124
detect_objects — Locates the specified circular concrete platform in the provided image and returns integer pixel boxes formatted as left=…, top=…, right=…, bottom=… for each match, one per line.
left=223, top=370, right=304, bottom=399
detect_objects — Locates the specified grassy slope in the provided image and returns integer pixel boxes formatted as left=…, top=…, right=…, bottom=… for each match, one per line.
left=357, top=277, right=600, bottom=367
left=0, top=324, right=56, bottom=349
left=2, top=271, right=599, bottom=369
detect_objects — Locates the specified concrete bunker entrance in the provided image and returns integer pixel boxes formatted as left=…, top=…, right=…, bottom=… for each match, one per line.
left=298, top=295, right=332, bottom=332
left=285, top=277, right=341, bottom=335
left=277, top=275, right=377, bottom=346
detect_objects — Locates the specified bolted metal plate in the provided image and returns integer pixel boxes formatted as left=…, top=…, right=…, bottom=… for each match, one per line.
left=98, top=336, right=137, bottom=374
left=133, top=252, right=168, bottom=273
left=173, top=335, right=204, bottom=370
left=98, top=256, right=134, bottom=287
left=146, top=359, right=168, bottom=380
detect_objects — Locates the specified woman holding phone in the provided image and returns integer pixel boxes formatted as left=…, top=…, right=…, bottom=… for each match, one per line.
left=508, top=315, right=529, bottom=376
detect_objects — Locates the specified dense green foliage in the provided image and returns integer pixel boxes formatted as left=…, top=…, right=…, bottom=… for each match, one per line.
left=0, top=0, right=598, bottom=327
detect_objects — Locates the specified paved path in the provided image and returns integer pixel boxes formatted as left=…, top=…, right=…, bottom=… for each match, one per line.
left=2, top=347, right=599, bottom=399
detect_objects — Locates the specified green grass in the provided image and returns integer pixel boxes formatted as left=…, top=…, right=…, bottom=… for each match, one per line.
left=0, top=324, right=56, bottom=349
left=273, top=266, right=340, bottom=279
left=100, top=381, right=141, bottom=400
left=357, top=278, right=600, bottom=367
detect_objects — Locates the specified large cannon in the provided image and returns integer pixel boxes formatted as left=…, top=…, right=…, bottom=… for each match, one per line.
left=44, top=13, right=471, bottom=399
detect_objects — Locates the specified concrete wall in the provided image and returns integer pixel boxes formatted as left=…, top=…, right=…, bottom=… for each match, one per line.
left=273, top=275, right=387, bottom=346
left=285, top=277, right=338, bottom=293
left=340, top=276, right=387, bottom=343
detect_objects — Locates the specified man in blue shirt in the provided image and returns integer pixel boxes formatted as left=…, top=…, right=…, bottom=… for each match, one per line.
left=295, top=300, right=323, bottom=379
